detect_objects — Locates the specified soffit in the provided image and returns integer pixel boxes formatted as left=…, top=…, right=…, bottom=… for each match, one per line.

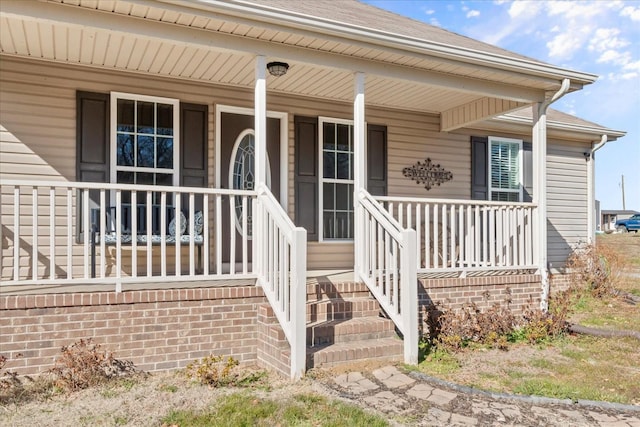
left=0, top=0, right=559, bottom=117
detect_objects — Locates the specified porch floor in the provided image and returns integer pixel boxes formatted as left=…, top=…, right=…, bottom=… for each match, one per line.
left=0, top=270, right=357, bottom=296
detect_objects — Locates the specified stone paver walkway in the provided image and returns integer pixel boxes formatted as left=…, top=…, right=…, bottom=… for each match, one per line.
left=321, top=365, right=640, bottom=426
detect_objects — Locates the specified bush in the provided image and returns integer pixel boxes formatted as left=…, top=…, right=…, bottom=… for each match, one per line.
left=50, top=338, right=138, bottom=391
left=566, top=242, right=625, bottom=297
left=185, top=355, right=266, bottom=388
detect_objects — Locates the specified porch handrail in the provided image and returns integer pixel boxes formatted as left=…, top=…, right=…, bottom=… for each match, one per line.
left=254, top=184, right=307, bottom=380
left=356, top=189, right=418, bottom=365
left=375, top=195, right=537, bottom=275
left=0, top=179, right=257, bottom=289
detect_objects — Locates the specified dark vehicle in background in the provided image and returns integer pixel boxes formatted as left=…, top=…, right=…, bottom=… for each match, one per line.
left=616, top=214, right=640, bottom=232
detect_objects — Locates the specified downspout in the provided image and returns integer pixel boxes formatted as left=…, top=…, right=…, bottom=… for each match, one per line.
left=587, top=134, right=608, bottom=242
left=535, top=78, right=570, bottom=311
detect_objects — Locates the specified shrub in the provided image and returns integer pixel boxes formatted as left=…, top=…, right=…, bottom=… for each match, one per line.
left=566, top=242, right=625, bottom=297
left=185, top=355, right=266, bottom=388
left=49, top=338, right=138, bottom=391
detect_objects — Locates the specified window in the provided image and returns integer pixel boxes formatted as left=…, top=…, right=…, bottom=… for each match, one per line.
left=110, top=92, right=180, bottom=202
left=320, top=118, right=354, bottom=240
left=489, top=136, right=522, bottom=202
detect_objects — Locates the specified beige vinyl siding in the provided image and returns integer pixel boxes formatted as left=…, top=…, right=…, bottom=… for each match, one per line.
left=0, top=56, right=591, bottom=274
left=546, top=138, right=588, bottom=268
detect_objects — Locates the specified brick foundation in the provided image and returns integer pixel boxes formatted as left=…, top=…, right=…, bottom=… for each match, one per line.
left=256, top=304, right=291, bottom=378
left=419, top=274, right=542, bottom=317
left=0, top=286, right=268, bottom=376
left=549, top=272, right=573, bottom=293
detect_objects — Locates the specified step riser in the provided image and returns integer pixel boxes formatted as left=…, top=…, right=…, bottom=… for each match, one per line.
left=306, top=339, right=404, bottom=369
left=306, top=282, right=371, bottom=300
left=308, top=330, right=396, bottom=346
left=306, top=300, right=381, bottom=323
left=307, top=318, right=397, bottom=346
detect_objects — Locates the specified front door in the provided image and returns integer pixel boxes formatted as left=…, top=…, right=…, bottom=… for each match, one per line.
left=220, top=111, right=281, bottom=266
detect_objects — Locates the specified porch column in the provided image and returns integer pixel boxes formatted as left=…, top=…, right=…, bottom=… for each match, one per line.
left=532, top=102, right=549, bottom=310
left=254, top=55, right=267, bottom=188
left=353, top=72, right=366, bottom=280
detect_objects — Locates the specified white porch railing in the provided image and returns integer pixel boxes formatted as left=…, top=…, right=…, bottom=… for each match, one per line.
left=254, top=185, right=307, bottom=380
left=375, top=196, right=537, bottom=275
left=0, top=180, right=256, bottom=289
left=356, top=189, right=418, bottom=365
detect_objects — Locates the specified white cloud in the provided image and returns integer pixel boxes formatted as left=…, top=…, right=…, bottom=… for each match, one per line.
left=430, top=17, right=441, bottom=27
left=422, top=9, right=435, bottom=16
left=621, top=5, right=640, bottom=21
left=588, top=28, right=629, bottom=52
left=597, top=49, right=632, bottom=66
left=466, top=10, right=480, bottom=18
left=623, top=60, right=640, bottom=73
left=508, top=1, right=542, bottom=19
left=547, top=32, right=583, bottom=58
left=493, top=0, right=508, bottom=4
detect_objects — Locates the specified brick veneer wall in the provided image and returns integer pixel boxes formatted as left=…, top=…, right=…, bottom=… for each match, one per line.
left=419, top=274, right=542, bottom=316
left=0, top=286, right=269, bottom=376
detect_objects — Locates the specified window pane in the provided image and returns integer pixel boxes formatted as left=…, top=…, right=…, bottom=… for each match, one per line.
left=137, top=135, right=155, bottom=168
left=323, top=151, right=335, bottom=179
left=336, top=183, right=350, bottom=210
left=117, top=171, right=134, bottom=184
left=136, top=172, right=154, bottom=186
left=137, top=101, right=155, bottom=134
left=323, top=183, right=334, bottom=210
left=117, top=99, right=134, bottom=132
left=323, top=123, right=335, bottom=150
left=157, top=104, right=173, bottom=136
left=337, top=124, right=349, bottom=151
left=334, top=211, right=351, bottom=239
left=117, top=134, right=134, bottom=166
left=336, top=152, right=350, bottom=179
left=157, top=137, right=173, bottom=169
left=156, top=173, right=173, bottom=187
left=323, top=211, right=334, bottom=239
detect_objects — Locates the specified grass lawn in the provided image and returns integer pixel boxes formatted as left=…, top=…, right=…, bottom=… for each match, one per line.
left=416, top=232, right=640, bottom=405
left=162, top=391, right=388, bottom=427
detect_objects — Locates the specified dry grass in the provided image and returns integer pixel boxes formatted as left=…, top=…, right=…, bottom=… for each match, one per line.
left=417, top=233, right=640, bottom=404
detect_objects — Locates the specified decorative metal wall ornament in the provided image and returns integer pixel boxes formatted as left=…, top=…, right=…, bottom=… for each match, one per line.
left=402, top=158, right=453, bottom=190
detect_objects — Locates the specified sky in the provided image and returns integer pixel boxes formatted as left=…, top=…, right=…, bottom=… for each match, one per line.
left=364, top=0, right=639, bottom=212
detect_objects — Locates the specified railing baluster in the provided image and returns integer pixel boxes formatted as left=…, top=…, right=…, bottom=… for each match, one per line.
left=32, top=186, right=38, bottom=281
left=203, top=193, right=210, bottom=275
left=189, top=192, right=195, bottom=276
left=474, top=205, right=480, bottom=267
left=100, top=189, right=106, bottom=278
left=433, top=204, right=438, bottom=269
left=66, top=187, right=72, bottom=279
left=425, top=203, right=430, bottom=269
left=15, top=186, right=21, bottom=280
left=482, top=206, right=488, bottom=266
left=392, top=240, right=399, bottom=314
left=115, top=190, right=122, bottom=281
left=216, top=194, right=222, bottom=275
left=450, top=204, right=455, bottom=268
left=442, top=204, right=447, bottom=268
left=458, top=205, right=464, bottom=268
left=131, top=190, right=137, bottom=278
left=415, top=204, right=422, bottom=269
left=161, top=191, right=167, bottom=278
left=489, top=207, right=496, bottom=266
left=146, top=191, right=152, bottom=277
left=175, top=192, right=181, bottom=277
left=242, top=196, right=248, bottom=274
left=49, top=187, right=55, bottom=280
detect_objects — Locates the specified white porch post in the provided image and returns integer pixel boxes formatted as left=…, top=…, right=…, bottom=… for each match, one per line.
left=255, top=55, right=267, bottom=188
left=532, top=78, right=570, bottom=311
left=532, top=102, right=549, bottom=310
left=353, top=72, right=366, bottom=280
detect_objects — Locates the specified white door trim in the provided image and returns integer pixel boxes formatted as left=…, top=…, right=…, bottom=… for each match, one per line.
left=215, top=104, right=288, bottom=210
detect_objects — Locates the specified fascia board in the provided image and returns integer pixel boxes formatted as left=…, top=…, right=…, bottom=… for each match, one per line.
left=171, top=0, right=599, bottom=85
left=493, top=115, right=626, bottom=140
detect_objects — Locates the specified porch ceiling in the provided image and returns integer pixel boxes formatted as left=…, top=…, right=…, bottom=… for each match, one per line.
left=1, top=0, right=558, bottom=118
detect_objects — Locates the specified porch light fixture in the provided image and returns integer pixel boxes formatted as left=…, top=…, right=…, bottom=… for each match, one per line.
left=267, top=61, right=289, bottom=77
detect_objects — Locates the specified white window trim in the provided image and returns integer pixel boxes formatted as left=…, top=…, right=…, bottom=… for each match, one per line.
left=488, top=136, right=523, bottom=202
left=109, top=92, right=180, bottom=188
left=318, top=116, right=357, bottom=243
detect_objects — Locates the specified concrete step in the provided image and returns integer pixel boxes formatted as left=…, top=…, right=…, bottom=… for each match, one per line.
left=307, top=317, right=397, bottom=346
left=306, top=281, right=371, bottom=301
left=306, top=298, right=381, bottom=323
left=306, top=336, right=403, bottom=369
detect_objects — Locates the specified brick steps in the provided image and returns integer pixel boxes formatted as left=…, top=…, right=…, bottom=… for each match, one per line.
left=307, top=317, right=396, bottom=346
left=305, top=281, right=403, bottom=370
left=306, top=337, right=403, bottom=369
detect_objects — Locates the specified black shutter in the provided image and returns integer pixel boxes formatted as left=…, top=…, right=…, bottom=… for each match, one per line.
left=76, top=91, right=109, bottom=183
left=522, top=142, right=533, bottom=203
left=367, top=124, right=387, bottom=196
left=471, top=136, right=488, bottom=200
left=294, top=116, right=318, bottom=241
left=180, top=103, right=208, bottom=212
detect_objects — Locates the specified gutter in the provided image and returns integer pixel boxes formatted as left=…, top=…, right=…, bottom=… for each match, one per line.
left=156, top=0, right=598, bottom=85
left=493, top=115, right=626, bottom=139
